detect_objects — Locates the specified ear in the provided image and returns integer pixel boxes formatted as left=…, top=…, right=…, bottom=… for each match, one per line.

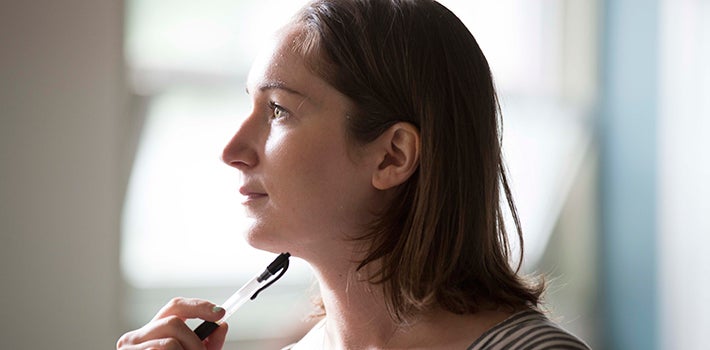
left=371, top=122, right=420, bottom=190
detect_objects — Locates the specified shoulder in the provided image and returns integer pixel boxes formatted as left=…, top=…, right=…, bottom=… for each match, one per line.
left=467, top=310, right=590, bottom=350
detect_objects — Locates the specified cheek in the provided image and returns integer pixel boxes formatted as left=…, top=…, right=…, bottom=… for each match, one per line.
left=265, top=129, right=365, bottom=216
left=264, top=130, right=326, bottom=187
left=267, top=127, right=350, bottom=179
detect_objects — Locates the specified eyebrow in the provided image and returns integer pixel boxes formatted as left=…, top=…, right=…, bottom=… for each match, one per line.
left=246, top=81, right=307, bottom=98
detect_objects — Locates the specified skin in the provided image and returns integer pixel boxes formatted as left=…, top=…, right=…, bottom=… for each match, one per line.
left=221, top=27, right=386, bottom=263
left=116, top=298, right=228, bottom=350
left=117, top=26, right=513, bottom=350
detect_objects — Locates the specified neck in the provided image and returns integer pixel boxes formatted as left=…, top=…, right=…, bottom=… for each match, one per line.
left=305, top=252, right=519, bottom=350
left=310, top=256, right=398, bottom=349
left=311, top=252, right=408, bottom=349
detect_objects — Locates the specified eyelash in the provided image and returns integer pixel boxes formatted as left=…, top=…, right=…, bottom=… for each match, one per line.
left=268, top=101, right=290, bottom=120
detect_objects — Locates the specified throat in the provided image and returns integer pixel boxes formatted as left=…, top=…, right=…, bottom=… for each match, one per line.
left=312, top=261, right=400, bottom=349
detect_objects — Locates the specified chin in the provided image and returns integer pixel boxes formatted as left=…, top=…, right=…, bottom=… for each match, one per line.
left=242, top=223, right=288, bottom=254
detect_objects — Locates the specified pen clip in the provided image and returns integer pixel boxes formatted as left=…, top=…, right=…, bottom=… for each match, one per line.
left=250, top=257, right=289, bottom=300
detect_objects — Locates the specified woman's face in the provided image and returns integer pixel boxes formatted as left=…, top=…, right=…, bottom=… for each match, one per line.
left=222, top=28, right=381, bottom=258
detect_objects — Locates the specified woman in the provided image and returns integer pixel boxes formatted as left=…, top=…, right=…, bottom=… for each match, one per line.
left=117, top=0, right=590, bottom=349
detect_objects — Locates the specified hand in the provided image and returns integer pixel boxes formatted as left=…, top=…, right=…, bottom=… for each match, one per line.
left=117, top=297, right=228, bottom=350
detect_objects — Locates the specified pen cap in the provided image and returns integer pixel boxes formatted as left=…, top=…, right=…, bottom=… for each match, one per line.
left=266, top=252, right=290, bottom=274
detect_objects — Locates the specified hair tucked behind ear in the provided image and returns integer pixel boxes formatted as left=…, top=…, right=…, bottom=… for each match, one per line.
left=293, top=0, right=544, bottom=322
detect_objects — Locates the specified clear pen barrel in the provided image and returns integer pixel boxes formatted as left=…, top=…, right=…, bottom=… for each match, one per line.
left=218, top=274, right=266, bottom=323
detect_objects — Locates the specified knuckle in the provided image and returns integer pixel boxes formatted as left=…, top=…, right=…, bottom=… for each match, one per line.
left=163, top=315, right=184, bottom=328
left=116, top=331, right=135, bottom=348
left=160, top=338, right=181, bottom=349
left=167, top=297, right=184, bottom=308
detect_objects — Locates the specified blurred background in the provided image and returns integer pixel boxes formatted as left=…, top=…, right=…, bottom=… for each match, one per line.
left=1, top=0, right=708, bottom=349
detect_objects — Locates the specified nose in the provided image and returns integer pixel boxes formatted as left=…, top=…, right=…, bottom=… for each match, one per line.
left=221, top=113, right=261, bottom=170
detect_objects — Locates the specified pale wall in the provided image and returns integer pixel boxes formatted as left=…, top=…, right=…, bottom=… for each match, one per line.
left=0, top=1, right=126, bottom=348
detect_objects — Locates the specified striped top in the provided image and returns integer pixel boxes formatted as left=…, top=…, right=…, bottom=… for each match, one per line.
left=286, top=310, right=590, bottom=350
left=467, top=310, right=590, bottom=350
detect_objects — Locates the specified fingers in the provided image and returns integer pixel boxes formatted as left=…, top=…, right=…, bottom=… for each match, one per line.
left=117, top=338, right=185, bottom=350
left=119, top=315, right=204, bottom=350
left=153, top=297, right=226, bottom=323
left=117, top=297, right=228, bottom=350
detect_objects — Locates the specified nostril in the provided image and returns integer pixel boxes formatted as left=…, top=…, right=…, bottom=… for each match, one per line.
left=230, top=159, right=251, bottom=169
left=222, top=140, right=258, bottom=170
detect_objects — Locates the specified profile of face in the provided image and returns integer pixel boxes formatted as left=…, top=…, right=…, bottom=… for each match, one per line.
left=221, top=27, right=385, bottom=259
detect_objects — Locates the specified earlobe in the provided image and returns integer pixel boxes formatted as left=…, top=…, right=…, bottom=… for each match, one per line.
left=372, top=122, right=420, bottom=190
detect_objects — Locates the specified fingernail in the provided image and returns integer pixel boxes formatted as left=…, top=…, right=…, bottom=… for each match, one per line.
left=212, top=306, right=224, bottom=313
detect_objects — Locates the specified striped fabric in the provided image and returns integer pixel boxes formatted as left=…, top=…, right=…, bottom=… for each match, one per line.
left=285, top=310, right=590, bottom=349
left=467, top=310, right=590, bottom=350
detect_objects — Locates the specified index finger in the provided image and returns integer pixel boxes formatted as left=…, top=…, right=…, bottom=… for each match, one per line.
left=153, top=297, right=225, bottom=323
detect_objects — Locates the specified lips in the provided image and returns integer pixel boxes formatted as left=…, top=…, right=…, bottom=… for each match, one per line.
left=239, top=186, right=268, bottom=201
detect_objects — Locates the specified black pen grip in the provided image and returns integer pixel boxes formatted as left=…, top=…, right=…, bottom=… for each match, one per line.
left=193, top=321, right=220, bottom=340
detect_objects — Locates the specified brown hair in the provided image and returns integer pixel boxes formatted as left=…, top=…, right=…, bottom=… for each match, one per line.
left=292, top=0, right=543, bottom=321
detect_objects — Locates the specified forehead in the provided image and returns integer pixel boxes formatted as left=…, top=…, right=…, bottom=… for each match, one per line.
left=246, top=28, right=328, bottom=100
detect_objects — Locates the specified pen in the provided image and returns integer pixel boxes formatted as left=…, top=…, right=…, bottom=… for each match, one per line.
left=193, top=252, right=291, bottom=340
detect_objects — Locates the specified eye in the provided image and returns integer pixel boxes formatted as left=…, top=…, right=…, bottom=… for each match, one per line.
left=268, top=101, right=290, bottom=120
